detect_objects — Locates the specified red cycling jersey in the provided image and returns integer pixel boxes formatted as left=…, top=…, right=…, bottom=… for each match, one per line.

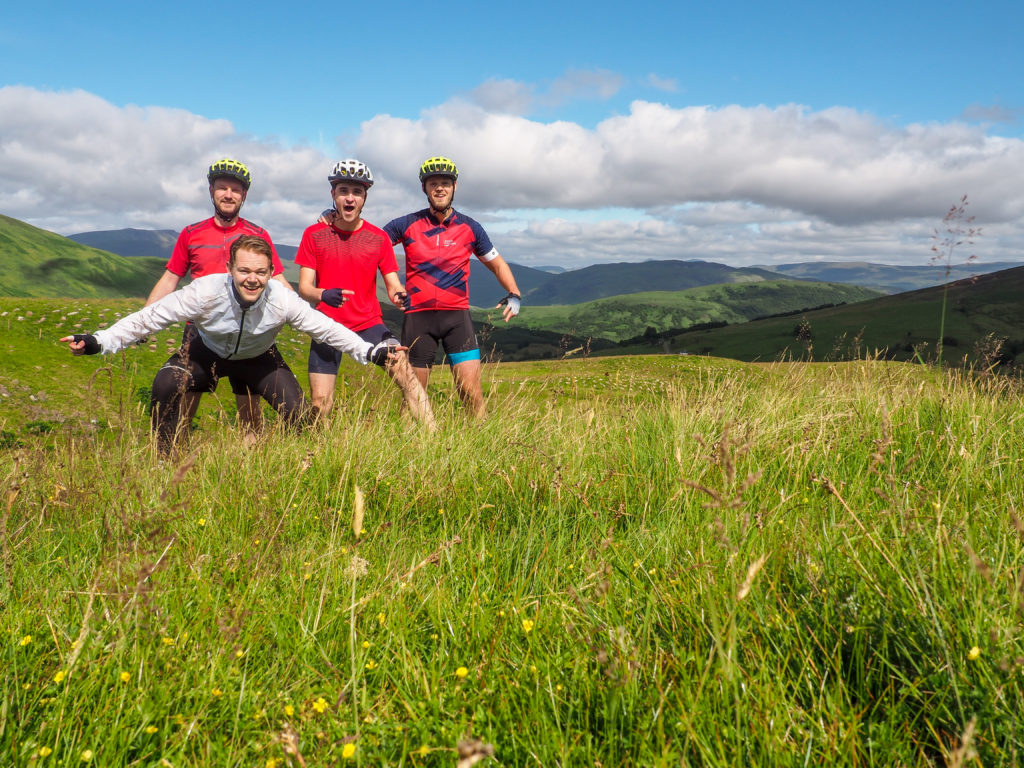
left=166, top=217, right=284, bottom=279
left=383, top=209, right=495, bottom=312
left=294, top=220, right=398, bottom=332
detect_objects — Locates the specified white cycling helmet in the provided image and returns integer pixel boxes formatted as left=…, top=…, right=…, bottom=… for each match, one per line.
left=328, top=159, right=374, bottom=188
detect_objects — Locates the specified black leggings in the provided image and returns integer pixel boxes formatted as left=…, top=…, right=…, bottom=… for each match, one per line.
left=150, top=334, right=307, bottom=451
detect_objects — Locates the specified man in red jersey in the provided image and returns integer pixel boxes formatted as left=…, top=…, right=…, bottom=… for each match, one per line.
left=382, top=156, right=521, bottom=417
left=297, top=159, right=433, bottom=427
left=145, top=159, right=292, bottom=438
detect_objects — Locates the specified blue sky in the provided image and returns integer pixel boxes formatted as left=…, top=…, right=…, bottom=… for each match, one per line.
left=2, top=0, right=1023, bottom=266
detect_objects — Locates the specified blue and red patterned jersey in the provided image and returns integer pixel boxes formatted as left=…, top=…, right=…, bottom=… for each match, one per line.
left=383, top=209, right=495, bottom=312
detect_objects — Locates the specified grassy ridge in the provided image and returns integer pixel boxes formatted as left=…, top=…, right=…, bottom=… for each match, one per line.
left=482, top=281, right=881, bottom=343
left=2, top=297, right=1023, bottom=764
left=0, top=215, right=166, bottom=299
left=621, top=266, right=1024, bottom=366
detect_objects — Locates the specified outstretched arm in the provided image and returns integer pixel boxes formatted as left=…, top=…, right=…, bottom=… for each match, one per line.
left=481, top=255, right=521, bottom=322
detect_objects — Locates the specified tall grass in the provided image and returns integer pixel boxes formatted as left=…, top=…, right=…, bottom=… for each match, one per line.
left=2, top=349, right=1023, bottom=766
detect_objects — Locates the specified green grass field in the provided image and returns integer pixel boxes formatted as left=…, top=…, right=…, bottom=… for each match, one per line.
left=2, top=297, right=1023, bottom=766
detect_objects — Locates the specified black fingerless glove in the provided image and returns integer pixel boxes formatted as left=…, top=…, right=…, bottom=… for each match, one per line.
left=73, top=334, right=101, bottom=355
left=321, top=288, right=346, bottom=308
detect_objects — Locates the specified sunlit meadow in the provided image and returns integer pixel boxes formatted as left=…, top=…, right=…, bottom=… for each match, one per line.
left=2, top=297, right=1023, bottom=766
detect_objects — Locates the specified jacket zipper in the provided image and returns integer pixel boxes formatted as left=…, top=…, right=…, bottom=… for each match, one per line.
left=229, top=305, right=248, bottom=359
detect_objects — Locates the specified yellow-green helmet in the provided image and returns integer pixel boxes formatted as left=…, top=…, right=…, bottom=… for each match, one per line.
left=207, top=158, right=251, bottom=190
left=418, top=156, right=458, bottom=184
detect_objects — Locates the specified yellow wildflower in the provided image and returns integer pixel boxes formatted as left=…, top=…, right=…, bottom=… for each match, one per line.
left=19, top=635, right=32, bottom=646
left=120, top=671, right=131, bottom=684
left=145, top=726, right=159, bottom=734
left=53, top=670, right=67, bottom=683
left=161, top=637, right=174, bottom=646
left=455, top=666, right=469, bottom=678
left=361, top=640, right=370, bottom=649
left=39, top=747, right=53, bottom=757
left=284, top=704, right=295, bottom=717
left=312, top=697, right=329, bottom=713
left=80, top=749, right=93, bottom=762
left=342, top=743, right=356, bottom=759
left=211, top=687, right=223, bottom=697
left=365, top=660, right=377, bottom=670
left=417, top=745, right=430, bottom=757
left=968, top=646, right=981, bottom=661
left=197, top=518, right=206, bottom=527
left=377, top=613, right=386, bottom=625
left=521, top=619, right=535, bottom=633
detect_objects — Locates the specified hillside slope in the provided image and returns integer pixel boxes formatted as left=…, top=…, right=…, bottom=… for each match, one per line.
left=0, top=215, right=165, bottom=298
left=476, top=281, right=882, bottom=342
left=525, top=259, right=786, bottom=304
left=629, top=266, right=1024, bottom=365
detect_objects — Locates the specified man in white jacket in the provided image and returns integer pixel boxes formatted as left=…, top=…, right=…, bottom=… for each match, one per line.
left=62, top=235, right=399, bottom=453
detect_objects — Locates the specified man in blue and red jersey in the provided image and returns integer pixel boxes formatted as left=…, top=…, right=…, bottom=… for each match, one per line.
left=145, top=158, right=292, bottom=438
left=382, top=156, right=521, bottom=417
left=296, top=159, right=433, bottom=426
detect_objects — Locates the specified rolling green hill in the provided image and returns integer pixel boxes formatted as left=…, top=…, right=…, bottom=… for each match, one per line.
left=474, top=280, right=882, bottom=343
left=0, top=215, right=166, bottom=298
left=619, top=266, right=1024, bottom=366
left=524, top=259, right=785, bottom=304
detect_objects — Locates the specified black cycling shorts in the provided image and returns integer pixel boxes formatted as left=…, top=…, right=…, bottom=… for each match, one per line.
left=307, top=323, right=393, bottom=374
left=402, top=310, right=479, bottom=369
left=179, top=323, right=283, bottom=395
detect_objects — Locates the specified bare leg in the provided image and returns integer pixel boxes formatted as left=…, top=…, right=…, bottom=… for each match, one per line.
left=413, top=366, right=430, bottom=391
left=451, top=359, right=485, bottom=418
left=386, top=353, right=435, bottom=429
left=235, top=393, right=264, bottom=446
left=308, top=372, right=338, bottom=420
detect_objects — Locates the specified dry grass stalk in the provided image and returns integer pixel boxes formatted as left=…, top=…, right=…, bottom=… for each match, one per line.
left=352, top=484, right=365, bottom=541
left=278, top=723, right=308, bottom=768
left=736, top=554, right=768, bottom=601
left=946, top=716, right=977, bottom=768
left=456, top=738, right=495, bottom=768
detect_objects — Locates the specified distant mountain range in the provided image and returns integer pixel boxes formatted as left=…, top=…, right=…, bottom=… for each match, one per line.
left=758, top=261, right=1023, bottom=294
left=68, top=226, right=1021, bottom=304
left=5, top=217, right=1021, bottom=367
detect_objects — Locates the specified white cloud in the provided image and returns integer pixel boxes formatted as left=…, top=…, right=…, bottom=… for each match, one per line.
left=544, top=68, right=624, bottom=105
left=3, top=85, right=1024, bottom=269
left=466, top=79, right=535, bottom=116
left=644, top=73, right=679, bottom=93
left=960, top=103, right=1021, bottom=124
left=465, top=69, right=625, bottom=115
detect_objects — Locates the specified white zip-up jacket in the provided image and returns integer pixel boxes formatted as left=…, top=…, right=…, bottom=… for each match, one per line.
left=93, top=274, right=373, bottom=363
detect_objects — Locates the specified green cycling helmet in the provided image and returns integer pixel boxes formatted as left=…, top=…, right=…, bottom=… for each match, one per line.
left=207, top=158, right=251, bottom=190
left=418, top=156, right=458, bottom=183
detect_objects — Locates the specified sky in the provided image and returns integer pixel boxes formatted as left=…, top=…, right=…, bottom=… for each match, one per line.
left=2, top=0, right=1023, bottom=269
